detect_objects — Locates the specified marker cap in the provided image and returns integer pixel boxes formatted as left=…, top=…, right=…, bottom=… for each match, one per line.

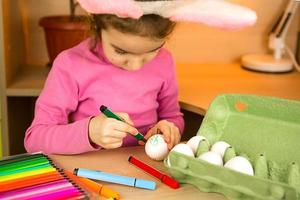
left=101, top=186, right=120, bottom=200
left=135, top=179, right=156, bottom=190
left=162, top=175, right=180, bottom=189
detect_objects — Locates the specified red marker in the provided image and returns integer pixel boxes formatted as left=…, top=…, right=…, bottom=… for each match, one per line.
left=128, top=156, right=180, bottom=189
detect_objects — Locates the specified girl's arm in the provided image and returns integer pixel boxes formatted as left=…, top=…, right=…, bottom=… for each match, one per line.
left=156, top=54, right=185, bottom=134
left=24, top=52, right=99, bottom=154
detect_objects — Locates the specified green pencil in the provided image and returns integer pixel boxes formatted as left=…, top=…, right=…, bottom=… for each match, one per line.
left=0, top=156, right=49, bottom=169
left=0, top=163, right=52, bottom=176
left=100, top=105, right=147, bottom=143
left=0, top=153, right=45, bottom=166
left=0, top=166, right=56, bottom=182
left=0, top=158, right=51, bottom=174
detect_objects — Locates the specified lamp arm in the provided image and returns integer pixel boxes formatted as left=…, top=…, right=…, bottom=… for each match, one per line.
left=269, top=0, right=299, bottom=59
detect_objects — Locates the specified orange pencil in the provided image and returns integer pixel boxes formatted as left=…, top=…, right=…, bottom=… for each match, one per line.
left=64, top=170, right=120, bottom=200
left=0, top=171, right=64, bottom=192
left=0, top=171, right=59, bottom=185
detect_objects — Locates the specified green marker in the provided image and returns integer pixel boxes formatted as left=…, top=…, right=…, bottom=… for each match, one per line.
left=100, top=105, right=147, bottom=143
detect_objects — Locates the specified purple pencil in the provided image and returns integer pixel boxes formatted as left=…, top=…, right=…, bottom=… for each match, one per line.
left=0, top=179, right=81, bottom=200
left=26, top=188, right=84, bottom=200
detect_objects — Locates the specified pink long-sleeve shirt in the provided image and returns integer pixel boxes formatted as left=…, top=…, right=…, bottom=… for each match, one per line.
left=25, top=39, right=184, bottom=155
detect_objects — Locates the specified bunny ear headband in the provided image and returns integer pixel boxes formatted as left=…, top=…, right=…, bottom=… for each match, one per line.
left=77, top=0, right=257, bottom=30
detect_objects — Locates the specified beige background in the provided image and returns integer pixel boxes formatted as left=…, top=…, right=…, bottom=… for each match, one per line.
left=11, top=0, right=300, bottom=66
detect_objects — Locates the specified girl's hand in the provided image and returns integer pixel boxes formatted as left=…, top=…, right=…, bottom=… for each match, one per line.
left=88, top=112, right=138, bottom=149
left=144, top=120, right=181, bottom=150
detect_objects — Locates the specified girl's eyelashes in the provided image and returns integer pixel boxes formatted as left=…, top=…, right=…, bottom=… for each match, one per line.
left=114, top=49, right=127, bottom=55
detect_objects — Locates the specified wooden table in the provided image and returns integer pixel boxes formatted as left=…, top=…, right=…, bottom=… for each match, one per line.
left=51, top=146, right=226, bottom=200
left=177, top=63, right=300, bottom=115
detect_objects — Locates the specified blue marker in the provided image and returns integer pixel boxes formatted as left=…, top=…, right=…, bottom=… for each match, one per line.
left=74, top=168, right=156, bottom=190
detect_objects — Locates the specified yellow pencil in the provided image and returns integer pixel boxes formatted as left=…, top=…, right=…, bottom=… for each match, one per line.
left=0, top=167, right=55, bottom=182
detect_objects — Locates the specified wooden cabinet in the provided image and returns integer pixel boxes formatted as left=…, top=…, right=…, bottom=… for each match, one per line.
left=0, top=0, right=299, bottom=156
left=0, top=0, right=50, bottom=155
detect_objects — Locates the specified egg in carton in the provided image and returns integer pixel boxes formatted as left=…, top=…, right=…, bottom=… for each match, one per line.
left=165, top=94, right=300, bottom=200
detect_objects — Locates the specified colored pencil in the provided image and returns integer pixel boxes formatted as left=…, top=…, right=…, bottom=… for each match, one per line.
left=0, top=171, right=64, bottom=192
left=28, top=188, right=85, bottom=200
left=0, top=156, right=50, bottom=171
left=0, top=163, right=52, bottom=176
left=0, top=170, right=60, bottom=186
left=0, top=153, right=44, bottom=166
left=0, top=166, right=56, bottom=182
left=0, top=153, right=87, bottom=200
left=0, top=179, right=78, bottom=199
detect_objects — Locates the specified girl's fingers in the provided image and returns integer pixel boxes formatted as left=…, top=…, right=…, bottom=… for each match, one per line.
left=100, top=136, right=123, bottom=144
left=144, top=127, right=156, bottom=140
left=170, top=126, right=181, bottom=148
left=110, top=130, right=128, bottom=139
left=169, top=126, right=176, bottom=149
left=175, top=127, right=181, bottom=144
left=159, top=125, right=171, bottom=144
left=105, top=141, right=123, bottom=149
left=117, top=112, right=134, bottom=126
left=113, top=120, right=138, bottom=136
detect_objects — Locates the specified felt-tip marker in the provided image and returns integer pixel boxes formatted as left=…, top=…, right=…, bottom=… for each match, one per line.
left=74, top=168, right=156, bottom=190
left=128, top=156, right=180, bottom=189
left=100, top=105, right=147, bottom=143
left=64, top=170, right=120, bottom=200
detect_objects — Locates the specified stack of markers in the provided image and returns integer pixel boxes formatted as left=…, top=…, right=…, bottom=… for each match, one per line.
left=0, top=153, right=88, bottom=200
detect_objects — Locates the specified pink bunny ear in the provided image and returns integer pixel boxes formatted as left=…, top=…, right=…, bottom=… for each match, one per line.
left=77, top=0, right=143, bottom=18
left=165, top=0, right=257, bottom=30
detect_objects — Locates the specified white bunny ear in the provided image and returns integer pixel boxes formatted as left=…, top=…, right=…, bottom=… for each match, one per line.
left=77, top=0, right=143, bottom=18
left=77, top=0, right=257, bottom=29
left=164, top=0, right=257, bottom=30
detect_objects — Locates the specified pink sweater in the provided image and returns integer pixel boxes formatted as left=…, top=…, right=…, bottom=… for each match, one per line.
left=25, top=39, right=184, bottom=154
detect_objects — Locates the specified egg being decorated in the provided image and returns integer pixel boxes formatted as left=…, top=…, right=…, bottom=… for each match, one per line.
left=198, top=151, right=223, bottom=166
left=171, top=143, right=194, bottom=157
left=145, top=134, right=169, bottom=161
left=211, top=141, right=231, bottom=158
left=186, top=135, right=208, bottom=154
left=224, top=156, right=254, bottom=176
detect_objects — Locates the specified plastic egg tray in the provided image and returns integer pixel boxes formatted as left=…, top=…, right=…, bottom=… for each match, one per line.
left=165, top=94, right=300, bottom=200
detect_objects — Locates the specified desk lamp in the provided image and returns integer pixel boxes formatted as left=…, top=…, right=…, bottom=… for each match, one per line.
left=242, top=0, right=300, bottom=73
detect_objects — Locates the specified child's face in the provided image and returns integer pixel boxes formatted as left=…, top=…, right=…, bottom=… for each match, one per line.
left=101, top=27, right=166, bottom=71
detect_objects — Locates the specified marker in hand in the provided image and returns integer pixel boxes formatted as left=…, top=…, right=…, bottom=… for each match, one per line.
left=100, top=105, right=147, bottom=143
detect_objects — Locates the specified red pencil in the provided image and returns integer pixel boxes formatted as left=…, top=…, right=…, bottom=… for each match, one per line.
left=128, top=156, right=180, bottom=189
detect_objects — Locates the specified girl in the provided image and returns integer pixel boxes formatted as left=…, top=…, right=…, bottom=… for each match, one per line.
left=25, top=0, right=256, bottom=154
left=25, top=8, right=183, bottom=155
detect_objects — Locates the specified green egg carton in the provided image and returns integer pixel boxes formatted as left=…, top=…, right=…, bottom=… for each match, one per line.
left=165, top=94, right=300, bottom=200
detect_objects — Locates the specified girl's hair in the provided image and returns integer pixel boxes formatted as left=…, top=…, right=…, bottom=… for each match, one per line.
left=89, top=14, right=176, bottom=43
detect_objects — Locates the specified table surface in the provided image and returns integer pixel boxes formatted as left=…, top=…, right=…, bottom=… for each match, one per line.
left=51, top=146, right=226, bottom=200
left=176, top=63, right=300, bottom=115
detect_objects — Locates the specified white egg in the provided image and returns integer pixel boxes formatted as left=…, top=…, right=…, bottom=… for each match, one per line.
left=171, top=143, right=194, bottom=157
left=186, top=135, right=208, bottom=154
left=198, top=151, right=223, bottom=166
left=224, top=156, right=254, bottom=176
left=145, top=134, right=169, bottom=161
left=211, top=141, right=231, bottom=158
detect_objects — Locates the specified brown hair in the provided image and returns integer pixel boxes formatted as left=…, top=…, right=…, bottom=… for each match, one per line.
left=89, top=14, right=176, bottom=43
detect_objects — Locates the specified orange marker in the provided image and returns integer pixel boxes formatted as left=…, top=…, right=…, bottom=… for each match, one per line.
left=64, top=170, right=120, bottom=200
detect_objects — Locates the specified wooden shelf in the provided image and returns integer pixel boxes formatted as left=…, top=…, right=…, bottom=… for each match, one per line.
left=176, top=63, right=300, bottom=115
left=6, top=67, right=49, bottom=97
